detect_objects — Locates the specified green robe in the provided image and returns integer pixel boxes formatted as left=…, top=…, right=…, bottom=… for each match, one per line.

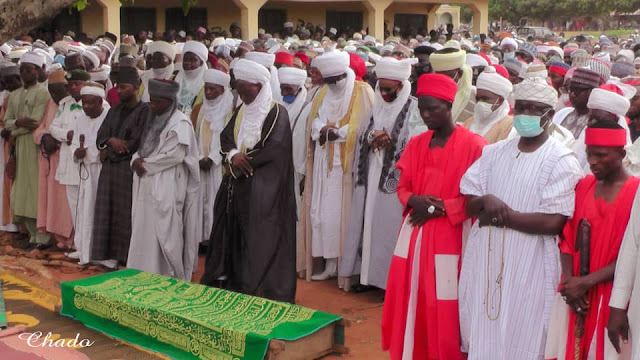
left=4, top=84, right=50, bottom=219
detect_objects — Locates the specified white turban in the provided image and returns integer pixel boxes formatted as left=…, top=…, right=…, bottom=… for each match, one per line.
left=211, top=37, right=225, bottom=49
left=83, top=50, right=100, bottom=68
left=374, top=57, right=417, bottom=82
left=548, top=46, right=564, bottom=57
left=500, top=37, right=518, bottom=50
left=514, top=77, right=558, bottom=108
left=204, top=68, right=230, bottom=87
left=588, top=87, right=630, bottom=117
left=314, top=50, right=350, bottom=78
left=89, top=68, right=108, bottom=82
left=19, top=52, right=45, bottom=68
left=80, top=84, right=105, bottom=99
left=278, top=67, right=307, bottom=87
left=183, top=40, right=208, bottom=63
left=148, top=41, right=176, bottom=61
left=444, top=40, right=461, bottom=50
left=477, top=66, right=513, bottom=99
left=234, top=59, right=271, bottom=85
left=466, top=53, right=489, bottom=68
left=244, top=51, right=275, bottom=69
left=619, top=49, right=635, bottom=62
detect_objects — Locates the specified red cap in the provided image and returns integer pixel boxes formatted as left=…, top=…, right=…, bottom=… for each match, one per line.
left=585, top=128, right=627, bottom=147
left=349, top=53, right=366, bottom=81
left=294, top=52, right=310, bottom=65
left=493, top=65, right=509, bottom=79
left=599, top=83, right=624, bottom=96
left=549, top=65, right=568, bottom=77
left=274, top=51, right=293, bottom=66
left=416, top=73, right=457, bottom=103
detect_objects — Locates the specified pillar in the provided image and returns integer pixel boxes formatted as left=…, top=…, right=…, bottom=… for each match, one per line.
left=470, top=1, right=489, bottom=35
left=98, top=0, right=122, bottom=40
left=233, top=0, right=267, bottom=39
left=364, top=0, right=392, bottom=41
left=156, top=7, right=166, bottom=34
left=427, top=5, right=440, bottom=31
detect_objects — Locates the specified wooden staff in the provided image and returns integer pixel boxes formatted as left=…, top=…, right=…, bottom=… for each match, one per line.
left=574, top=218, right=591, bottom=360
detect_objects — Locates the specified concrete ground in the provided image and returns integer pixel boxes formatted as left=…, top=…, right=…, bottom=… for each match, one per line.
left=0, top=232, right=388, bottom=359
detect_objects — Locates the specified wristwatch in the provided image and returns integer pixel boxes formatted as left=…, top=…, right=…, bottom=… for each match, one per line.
left=427, top=205, right=436, bottom=214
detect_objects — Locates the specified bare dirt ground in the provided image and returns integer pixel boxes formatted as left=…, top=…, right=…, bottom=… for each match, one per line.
left=0, top=232, right=388, bottom=359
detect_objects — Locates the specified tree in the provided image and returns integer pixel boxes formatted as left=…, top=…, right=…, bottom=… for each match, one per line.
left=0, top=0, right=199, bottom=43
left=489, top=0, right=640, bottom=23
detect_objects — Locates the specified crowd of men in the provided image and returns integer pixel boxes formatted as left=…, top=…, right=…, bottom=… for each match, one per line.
left=2, top=20, right=640, bottom=359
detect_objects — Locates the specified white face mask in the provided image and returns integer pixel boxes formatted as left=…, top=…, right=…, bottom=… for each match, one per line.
left=329, top=78, right=347, bottom=92
left=474, top=101, right=498, bottom=123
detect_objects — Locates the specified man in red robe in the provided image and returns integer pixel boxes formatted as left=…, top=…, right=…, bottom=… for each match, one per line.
left=381, top=73, right=486, bottom=360
left=553, top=120, right=639, bottom=360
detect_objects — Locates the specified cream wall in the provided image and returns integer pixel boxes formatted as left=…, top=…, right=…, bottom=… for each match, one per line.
left=384, top=2, right=432, bottom=28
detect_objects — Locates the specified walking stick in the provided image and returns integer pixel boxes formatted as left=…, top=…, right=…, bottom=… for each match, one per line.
left=574, top=218, right=591, bottom=360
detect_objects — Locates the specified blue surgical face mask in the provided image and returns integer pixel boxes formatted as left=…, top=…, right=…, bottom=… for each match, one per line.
left=282, top=95, right=297, bottom=104
left=503, top=52, right=516, bottom=61
left=513, top=110, right=550, bottom=138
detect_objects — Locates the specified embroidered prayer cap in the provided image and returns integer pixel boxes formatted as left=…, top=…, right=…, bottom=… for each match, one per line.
left=48, top=69, right=67, bottom=84
left=116, top=66, right=140, bottom=85
left=374, top=56, right=417, bottom=82
left=503, top=57, right=526, bottom=78
left=571, top=67, right=604, bottom=89
left=148, top=78, right=179, bottom=100
left=278, top=67, right=307, bottom=87
left=275, top=51, right=293, bottom=66
left=89, top=68, right=108, bottom=82
left=234, top=59, right=271, bottom=85
left=314, top=50, right=349, bottom=78
left=585, top=127, right=627, bottom=147
left=148, top=41, right=176, bottom=62
left=466, top=53, right=489, bottom=68
left=204, top=68, right=230, bottom=87
left=182, top=40, right=208, bottom=64
left=66, top=69, right=90, bottom=82
left=523, top=64, right=548, bottom=79
left=611, top=60, right=635, bottom=79
left=571, top=49, right=589, bottom=67
left=593, top=51, right=611, bottom=64
left=514, top=77, right=558, bottom=108
left=500, top=37, right=518, bottom=50
left=244, top=51, right=276, bottom=69
left=416, top=73, right=457, bottom=103
left=587, top=83, right=630, bottom=117
left=587, top=57, right=611, bottom=82
left=82, top=50, right=100, bottom=68
left=549, top=62, right=570, bottom=77
left=517, top=42, right=537, bottom=59
left=563, top=43, right=579, bottom=55
left=238, top=41, right=255, bottom=53
left=430, top=49, right=466, bottom=72
left=477, top=66, right=512, bottom=99
left=80, top=81, right=105, bottom=99
left=52, top=41, right=69, bottom=55
left=19, top=51, right=45, bottom=68
left=392, top=44, right=411, bottom=58
left=9, top=46, right=28, bottom=60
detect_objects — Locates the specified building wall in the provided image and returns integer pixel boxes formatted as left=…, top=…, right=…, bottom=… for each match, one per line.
left=384, top=2, right=432, bottom=28
left=262, top=1, right=368, bottom=30
left=80, top=1, right=105, bottom=38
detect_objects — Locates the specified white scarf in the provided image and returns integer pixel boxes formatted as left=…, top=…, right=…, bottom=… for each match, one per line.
left=317, top=68, right=356, bottom=123
left=372, top=80, right=411, bottom=131
left=282, top=86, right=308, bottom=129
left=270, top=65, right=282, bottom=102
left=237, top=82, right=272, bottom=151
left=175, top=64, right=207, bottom=112
left=469, top=100, right=510, bottom=136
left=141, top=63, right=175, bottom=102
left=200, top=89, right=233, bottom=164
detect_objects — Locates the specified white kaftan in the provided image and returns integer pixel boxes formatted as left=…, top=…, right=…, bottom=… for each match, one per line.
left=459, top=137, right=583, bottom=360
left=127, top=110, right=201, bottom=281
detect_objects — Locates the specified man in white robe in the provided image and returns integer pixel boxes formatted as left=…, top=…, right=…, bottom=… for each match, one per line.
left=339, top=57, right=418, bottom=291
left=127, top=78, right=201, bottom=281
left=458, top=77, right=583, bottom=359
left=192, top=69, right=233, bottom=243
left=68, top=83, right=110, bottom=265
left=140, top=41, right=176, bottom=102
left=175, top=40, right=208, bottom=117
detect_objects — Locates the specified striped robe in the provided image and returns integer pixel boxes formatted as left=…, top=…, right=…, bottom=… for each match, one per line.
left=458, top=136, right=583, bottom=360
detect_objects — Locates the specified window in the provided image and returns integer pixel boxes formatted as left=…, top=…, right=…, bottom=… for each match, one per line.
left=326, top=11, right=363, bottom=35
left=120, top=8, right=156, bottom=36
left=165, top=7, right=207, bottom=32
left=394, top=13, right=427, bottom=35
left=259, top=9, right=287, bottom=35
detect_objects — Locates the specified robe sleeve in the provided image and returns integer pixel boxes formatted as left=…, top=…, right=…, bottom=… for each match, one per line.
left=140, top=131, right=188, bottom=176
left=609, top=190, right=640, bottom=309
left=395, top=137, right=416, bottom=208
left=33, top=100, right=55, bottom=144
left=96, top=107, right=114, bottom=148
left=125, top=105, right=150, bottom=153
left=310, top=117, right=324, bottom=141
left=50, top=108, right=72, bottom=142
left=539, top=152, right=583, bottom=217
left=3, top=93, right=18, bottom=133
left=459, top=149, right=487, bottom=197
left=407, top=107, right=427, bottom=139
left=559, top=179, right=589, bottom=255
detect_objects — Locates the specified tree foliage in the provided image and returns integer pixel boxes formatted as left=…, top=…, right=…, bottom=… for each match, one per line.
left=489, top=0, right=640, bottom=23
left=73, top=0, right=199, bottom=15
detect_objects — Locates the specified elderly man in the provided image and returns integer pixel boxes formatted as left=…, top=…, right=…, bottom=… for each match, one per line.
left=381, top=73, right=486, bottom=360
left=244, top=51, right=281, bottom=102
left=201, top=59, right=297, bottom=303
left=92, top=67, right=150, bottom=269
left=68, top=83, right=110, bottom=265
left=339, top=57, right=419, bottom=292
left=463, top=66, right=513, bottom=143
left=190, top=69, right=234, bottom=244
left=298, top=50, right=374, bottom=282
left=127, top=79, right=200, bottom=281
left=4, top=52, right=51, bottom=248
left=459, top=77, right=583, bottom=359
left=175, top=40, right=208, bottom=117
left=33, top=70, right=74, bottom=249
left=140, top=41, right=176, bottom=101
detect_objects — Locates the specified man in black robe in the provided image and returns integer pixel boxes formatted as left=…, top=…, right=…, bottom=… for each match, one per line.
left=91, top=66, right=150, bottom=267
left=201, top=58, right=297, bottom=303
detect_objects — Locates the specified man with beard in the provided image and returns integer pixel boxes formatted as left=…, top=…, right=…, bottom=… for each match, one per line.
left=140, top=41, right=176, bottom=102
left=91, top=67, right=150, bottom=269
left=127, top=78, right=200, bottom=280
left=175, top=41, right=208, bottom=118
left=340, top=57, right=418, bottom=292
left=201, top=59, right=296, bottom=303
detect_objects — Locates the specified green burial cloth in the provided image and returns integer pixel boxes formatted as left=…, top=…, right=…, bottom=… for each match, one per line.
left=60, top=269, right=342, bottom=359
left=0, top=280, right=6, bottom=328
